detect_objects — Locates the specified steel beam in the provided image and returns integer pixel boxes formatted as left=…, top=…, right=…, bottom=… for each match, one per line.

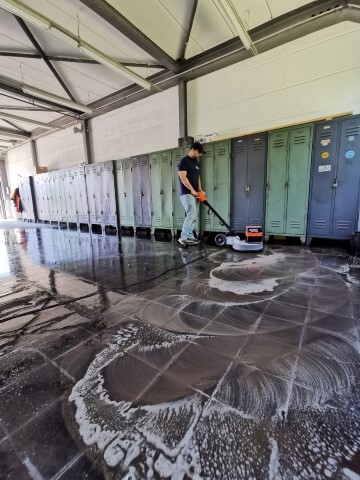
left=0, top=111, right=59, bottom=129
left=29, top=0, right=360, bottom=132
left=0, top=52, right=164, bottom=69
left=180, top=0, right=198, bottom=62
left=0, top=52, right=42, bottom=58
left=0, top=127, right=31, bottom=138
left=85, top=0, right=360, bottom=115
left=16, top=17, right=76, bottom=102
left=1, top=119, right=23, bottom=131
left=79, top=0, right=180, bottom=73
left=0, top=105, right=65, bottom=112
left=0, top=82, right=83, bottom=115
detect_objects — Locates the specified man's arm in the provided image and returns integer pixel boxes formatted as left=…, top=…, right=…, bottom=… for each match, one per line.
left=179, top=171, right=197, bottom=196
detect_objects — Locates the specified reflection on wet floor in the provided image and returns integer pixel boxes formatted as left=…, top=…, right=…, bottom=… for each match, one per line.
left=0, top=225, right=360, bottom=479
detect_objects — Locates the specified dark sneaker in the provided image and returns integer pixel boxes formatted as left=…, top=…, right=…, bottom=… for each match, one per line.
left=178, top=237, right=188, bottom=246
left=187, top=237, right=200, bottom=245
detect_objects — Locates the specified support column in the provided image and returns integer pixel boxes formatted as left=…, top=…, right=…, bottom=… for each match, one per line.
left=178, top=80, right=188, bottom=139
left=30, top=140, right=38, bottom=168
left=81, top=119, right=92, bottom=164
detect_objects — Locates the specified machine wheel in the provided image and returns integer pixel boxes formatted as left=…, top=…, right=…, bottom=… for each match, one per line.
left=215, top=233, right=227, bottom=247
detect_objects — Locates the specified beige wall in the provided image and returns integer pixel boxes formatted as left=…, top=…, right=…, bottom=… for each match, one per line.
left=35, top=123, right=85, bottom=171
left=6, top=22, right=360, bottom=175
left=90, top=87, right=179, bottom=162
left=6, top=142, right=33, bottom=191
left=187, top=22, right=360, bottom=140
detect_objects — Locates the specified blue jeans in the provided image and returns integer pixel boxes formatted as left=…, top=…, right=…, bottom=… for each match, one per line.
left=180, top=194, right=198, bottom=238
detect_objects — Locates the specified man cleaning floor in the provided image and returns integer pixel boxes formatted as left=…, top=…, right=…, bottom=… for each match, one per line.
left=178, top=142, right=206, bottom=246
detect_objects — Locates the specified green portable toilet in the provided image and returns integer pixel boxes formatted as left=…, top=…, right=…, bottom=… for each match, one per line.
left=149, top=149, right=173, bottom=231
left=115, top=158, right=134, bottom=228
left=265, top=124, right=313, bottom=244
left=200, top=140, right=230, bottom=233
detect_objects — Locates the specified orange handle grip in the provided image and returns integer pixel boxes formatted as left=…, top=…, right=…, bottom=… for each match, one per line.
left=197, top=191, right=207, bottom=202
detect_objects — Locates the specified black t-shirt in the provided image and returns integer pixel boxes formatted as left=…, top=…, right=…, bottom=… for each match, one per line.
left=178, top=155, right=200, bottom=196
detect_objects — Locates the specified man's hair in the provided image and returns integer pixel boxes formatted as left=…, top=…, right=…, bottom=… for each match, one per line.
left=190, top=142, right=206, bottom=154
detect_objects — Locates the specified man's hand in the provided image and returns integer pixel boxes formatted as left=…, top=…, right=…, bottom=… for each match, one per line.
left=190, top=190, right=198, bottom=196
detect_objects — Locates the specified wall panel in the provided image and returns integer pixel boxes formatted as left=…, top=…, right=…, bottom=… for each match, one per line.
left=35, top=125, right=85, bottom=171
left=90, top=87, right=179, bottom=162
left=188, top=23, right=360, bottom=140
left=6, top=143, right=33, bottom=191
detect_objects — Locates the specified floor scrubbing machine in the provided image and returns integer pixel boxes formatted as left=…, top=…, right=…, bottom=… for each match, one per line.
left=197, top=192, right=263, bottom=252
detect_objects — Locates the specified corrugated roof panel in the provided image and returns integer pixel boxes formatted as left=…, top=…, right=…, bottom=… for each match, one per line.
left=107, top=0, right=191, bottom=60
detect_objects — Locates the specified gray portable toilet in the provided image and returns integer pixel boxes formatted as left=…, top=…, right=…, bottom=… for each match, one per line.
left=307, top=115, right=360, bottom=245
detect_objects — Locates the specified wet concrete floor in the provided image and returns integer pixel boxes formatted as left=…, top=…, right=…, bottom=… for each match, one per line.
left=0, top=224, right=360, bottom=479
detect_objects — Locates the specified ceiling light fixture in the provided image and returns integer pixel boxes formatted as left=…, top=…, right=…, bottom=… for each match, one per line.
left=215, top=0, right=258, bottom=55
left=78, top=44, right=157, bottom=91
left=22, top=86, right=93, bottom=114
left=0, top=0, right=50, bottom=30
left=0, top=111, right=60, bottom=129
